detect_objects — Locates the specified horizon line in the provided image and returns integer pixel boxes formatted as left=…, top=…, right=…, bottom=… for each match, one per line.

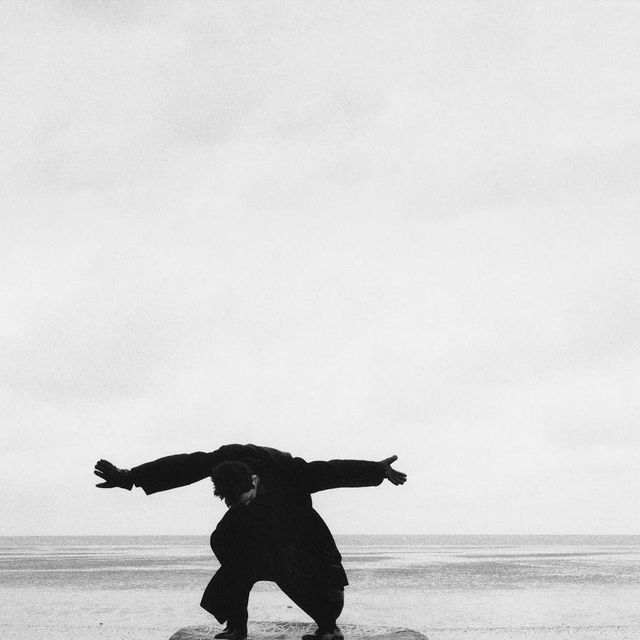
left=2, top=532, right=639, bottom=538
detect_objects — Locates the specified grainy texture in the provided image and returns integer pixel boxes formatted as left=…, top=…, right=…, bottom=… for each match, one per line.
left=169, top=623, right=427, bottom=640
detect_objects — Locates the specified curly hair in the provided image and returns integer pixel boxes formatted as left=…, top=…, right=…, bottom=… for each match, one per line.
left=211, top=461, right=254, bottom=503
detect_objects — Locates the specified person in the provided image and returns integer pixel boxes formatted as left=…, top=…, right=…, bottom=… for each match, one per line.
left=94, top=444, right=406, bottom=640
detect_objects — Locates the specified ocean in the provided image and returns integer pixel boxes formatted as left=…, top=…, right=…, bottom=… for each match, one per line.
left=1, top=535, right=639, bottom=640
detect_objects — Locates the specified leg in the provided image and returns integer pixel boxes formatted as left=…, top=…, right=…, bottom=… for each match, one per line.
left=201, top=566, right=253, bottom=636
left=276, top=577, right=344, bottom=638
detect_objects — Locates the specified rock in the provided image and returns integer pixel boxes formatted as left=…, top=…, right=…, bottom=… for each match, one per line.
left=169, top=622, right=428, bottom=640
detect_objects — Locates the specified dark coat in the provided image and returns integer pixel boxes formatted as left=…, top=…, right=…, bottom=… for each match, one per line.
left=129, top=444, right=384, bottom=586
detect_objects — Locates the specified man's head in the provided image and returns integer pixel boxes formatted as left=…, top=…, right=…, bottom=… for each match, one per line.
left=211, top=461, right=258, bottom=508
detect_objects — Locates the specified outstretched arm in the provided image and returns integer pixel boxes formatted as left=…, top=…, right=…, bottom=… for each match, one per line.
left=93, top=444, right=291, bottom=495
left=94, top=452, right=214, bottom=493
left=299, top=454, right=407, bottom=493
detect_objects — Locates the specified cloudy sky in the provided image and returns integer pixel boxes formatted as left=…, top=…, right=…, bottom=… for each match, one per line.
left=2, top=1, right=639, bottom=536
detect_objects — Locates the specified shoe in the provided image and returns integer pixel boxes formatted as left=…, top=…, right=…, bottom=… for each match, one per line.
left=302, top=627, right=343, bottom=640
left=215, top=626, right=248, bottom=640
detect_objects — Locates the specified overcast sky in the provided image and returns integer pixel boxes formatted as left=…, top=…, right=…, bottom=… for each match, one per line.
left=2, top=1, right=639, bottom=536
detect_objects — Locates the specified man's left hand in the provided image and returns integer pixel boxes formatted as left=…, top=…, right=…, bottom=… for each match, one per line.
left=379, top=455, right=407, bottom=485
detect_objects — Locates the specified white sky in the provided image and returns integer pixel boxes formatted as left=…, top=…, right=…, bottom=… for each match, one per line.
left=2, top=1, right=639, bottom=535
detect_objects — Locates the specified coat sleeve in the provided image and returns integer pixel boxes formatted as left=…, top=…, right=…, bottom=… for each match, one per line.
left=293, top=458, right=385, bottom=494
left=129, top=444, right=256, bottom=495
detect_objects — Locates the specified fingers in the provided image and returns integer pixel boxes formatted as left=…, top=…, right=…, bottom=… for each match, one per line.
left=382, top=456, right=407, bottom=486
left=94, top=467, right=114, bottom=488
left=386, top=471, right=404, bottom=485
left=95, top=459, right=115, bottom=472
left=94, top=459, right=117, bottom=488
left=381, top=456, right=405, bottom=476
left=94, top=460, right=117, bottom=478
left=94, top=470, right=114, bottom=484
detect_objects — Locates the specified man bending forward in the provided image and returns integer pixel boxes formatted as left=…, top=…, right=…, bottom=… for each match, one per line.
left=94, top=444, right=407, bottom=640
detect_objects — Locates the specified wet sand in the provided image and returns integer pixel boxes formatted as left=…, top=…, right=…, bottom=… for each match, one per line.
left=3, top=587, right=640, bottom=640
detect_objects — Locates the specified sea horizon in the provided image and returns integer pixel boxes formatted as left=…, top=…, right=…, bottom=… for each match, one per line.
left=2, top=533, right=640, bottom=539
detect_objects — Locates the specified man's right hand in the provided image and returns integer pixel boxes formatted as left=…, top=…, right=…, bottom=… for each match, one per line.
left=94, top=459, right=133, bottom=489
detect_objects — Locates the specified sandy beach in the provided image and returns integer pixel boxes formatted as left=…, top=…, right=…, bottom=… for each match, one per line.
left=3, top=536, right=640, bottom=640
left=3, top=585, right=640, bottom=640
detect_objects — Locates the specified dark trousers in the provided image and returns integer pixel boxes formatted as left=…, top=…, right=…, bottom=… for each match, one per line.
left=201, top=566, right=344, bottom=630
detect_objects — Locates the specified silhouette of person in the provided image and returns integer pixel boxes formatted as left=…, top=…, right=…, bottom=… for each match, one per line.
left=94, top=444, right=406, bottom=640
